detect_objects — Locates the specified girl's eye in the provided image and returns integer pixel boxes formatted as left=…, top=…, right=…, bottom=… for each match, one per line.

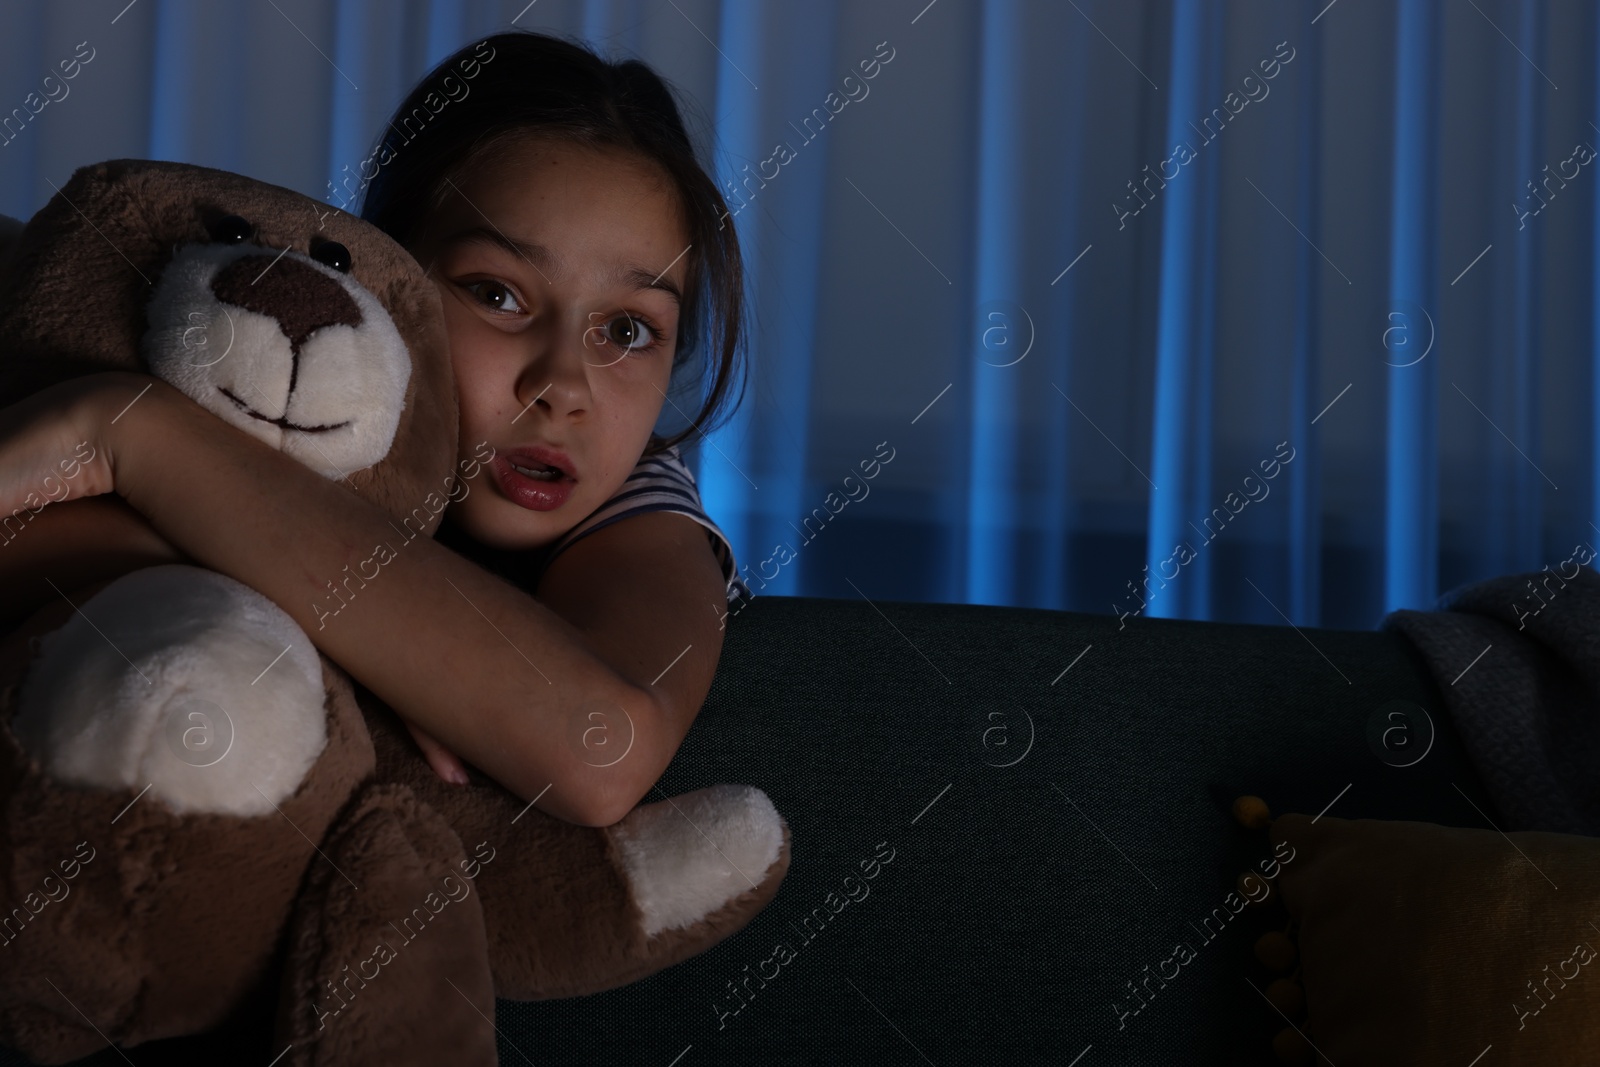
left=602, top=313, right=659, bottom=351
left=465, top=280, right=524, bottom=314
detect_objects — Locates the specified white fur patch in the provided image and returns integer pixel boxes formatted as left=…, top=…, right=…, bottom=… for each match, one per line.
left=142, top=242, right=411, bottom=478
left=608, top=784, right=785, bottom=937
left=11, top=564, right=327, bottom=817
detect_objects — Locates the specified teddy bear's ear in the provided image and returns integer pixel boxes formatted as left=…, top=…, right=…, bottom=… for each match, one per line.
left=0, top=160, right=166, bottom=399
left=0, top=159, right=459, bottom=535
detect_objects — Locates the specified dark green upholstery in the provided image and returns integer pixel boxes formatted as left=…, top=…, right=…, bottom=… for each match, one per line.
left=4, top=595, right=1493, bottom=1065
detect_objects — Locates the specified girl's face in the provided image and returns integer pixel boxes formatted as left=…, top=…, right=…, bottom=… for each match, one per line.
left=412, top=135, right=690, bottom=550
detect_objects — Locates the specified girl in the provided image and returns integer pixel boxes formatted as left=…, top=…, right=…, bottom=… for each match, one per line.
left=0, top=31, right=750, bottom=828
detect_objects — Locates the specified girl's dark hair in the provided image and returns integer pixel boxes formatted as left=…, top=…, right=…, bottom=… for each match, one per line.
left=359, top=31, right=746, bottom=456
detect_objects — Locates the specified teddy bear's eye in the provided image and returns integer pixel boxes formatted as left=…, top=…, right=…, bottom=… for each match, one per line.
left=311, top=240, right=352, bottom=274
left=210, top=215, right=253, bottom=244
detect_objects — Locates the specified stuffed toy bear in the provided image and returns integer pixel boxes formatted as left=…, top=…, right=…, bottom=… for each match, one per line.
left=0, top=160, right=791, bottom=1066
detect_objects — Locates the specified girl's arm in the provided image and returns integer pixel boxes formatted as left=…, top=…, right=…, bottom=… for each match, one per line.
left=0, top=495, right=187, bottom=631
left=530, top=507, right=728, bottom=796
left=2, top=373, right=727, bottom=827
left=0, top=496, right=477, bottom=790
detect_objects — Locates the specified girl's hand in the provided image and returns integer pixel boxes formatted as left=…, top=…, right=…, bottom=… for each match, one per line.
left=0, top=372, right=136, bottom=517
left=405, top=719, right=471, bottom=785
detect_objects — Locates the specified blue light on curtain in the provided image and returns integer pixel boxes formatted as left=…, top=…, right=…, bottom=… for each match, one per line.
left=963, top=0, right=1025, bottom=606
left=424, top=0, right=465, bottom=64
left=1144, top=1, right=1220, bottom=620
left=0, top=3, right=43, bottom=219
left=697, top=0, right=834, bottom=598
left=1031, top=11, right=1094, bottom=615
left=694, top=0, right=765, bottom=587
left=146, top=0, right=195, bottom=163
left=327, top=0, right=369, bottom=208
left=1595, top=3, right=1600, bottom=542
left=582, top=0, right=641, bottom=50
left=1, top=0, right=1594, bottom=631
left=1383, top=0, right=1441, bottom=613
left=1286, top=22, right=1323, bottom=626
left=1505, top=0, right=1544, bottom=571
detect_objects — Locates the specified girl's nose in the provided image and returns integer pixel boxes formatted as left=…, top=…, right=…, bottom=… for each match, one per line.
left=515, top=320, right=591, bottom=422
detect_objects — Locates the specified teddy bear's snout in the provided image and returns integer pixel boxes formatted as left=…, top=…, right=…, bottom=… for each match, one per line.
left=210, top=253, right=364, bottom=356
left=142, top=240, right=413, bottom=479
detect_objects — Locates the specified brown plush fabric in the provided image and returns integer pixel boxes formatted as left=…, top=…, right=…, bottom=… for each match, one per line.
left=0, top=159, right=457, bottom=1062
left=1271, top=813, right=1600, bottom=1064
left=362, top=687, right=793, bottom=1000
left=0, top=159, right=458, bottom=531
left=0, top=588, right=375, bottom=1061
left=274, top=784, right=496, bottom=1066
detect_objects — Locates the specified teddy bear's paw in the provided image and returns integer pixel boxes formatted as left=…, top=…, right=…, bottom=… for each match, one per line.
left=607, top=784, right=789, bottom=938
left=10, top=563, right=328, bottom=816
left=275, top=785, right=497, bottom=1067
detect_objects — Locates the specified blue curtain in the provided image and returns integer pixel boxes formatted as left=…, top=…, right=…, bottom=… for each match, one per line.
left=1, top=0, right=1594, bottom=630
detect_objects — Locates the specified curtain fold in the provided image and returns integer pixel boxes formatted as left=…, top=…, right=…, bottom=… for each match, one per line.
left=1286, top=18, right=1323, bottom=626
left=1505, top=0, right=1545, bottom=573
left=964, top=0, right=1025, bottom=606
left=0, top=0, right=1592, bottom=629
left=1384, top=0, right=1441, bottom=613
left=1594, top=5, right=1600, bottom=546
left=1144, top=0, right=1219, bottom=621
left=699, top=0, right=837, bottom=598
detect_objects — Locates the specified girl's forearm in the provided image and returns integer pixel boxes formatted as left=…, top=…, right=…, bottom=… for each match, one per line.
left=0, top=495, right=186, bottom=631
left=104, top=378, right=656, bottom=825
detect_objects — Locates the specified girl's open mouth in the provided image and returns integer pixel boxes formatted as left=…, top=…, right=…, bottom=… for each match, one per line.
left=510, top=460, right=561, bottom=481
left=491, top=453, right=575, bottom=511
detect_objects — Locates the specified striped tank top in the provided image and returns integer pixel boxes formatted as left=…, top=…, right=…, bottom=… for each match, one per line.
left=539, top=444, right=751, bottom=605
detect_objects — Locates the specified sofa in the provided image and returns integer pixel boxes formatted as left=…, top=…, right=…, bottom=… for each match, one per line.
left=0, top=593, right=1493, bottom=1065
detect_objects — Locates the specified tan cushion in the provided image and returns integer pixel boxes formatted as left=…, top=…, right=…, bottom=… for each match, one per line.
left=1271, top=813, right=1600, bottom=1064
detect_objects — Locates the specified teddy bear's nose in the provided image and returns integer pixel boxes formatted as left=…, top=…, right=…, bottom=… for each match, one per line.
left=210, top=254, right=363, bottom=354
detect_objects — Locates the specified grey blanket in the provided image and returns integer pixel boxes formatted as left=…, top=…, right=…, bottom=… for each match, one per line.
left=1383, top=552, right=1600, bottom=835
